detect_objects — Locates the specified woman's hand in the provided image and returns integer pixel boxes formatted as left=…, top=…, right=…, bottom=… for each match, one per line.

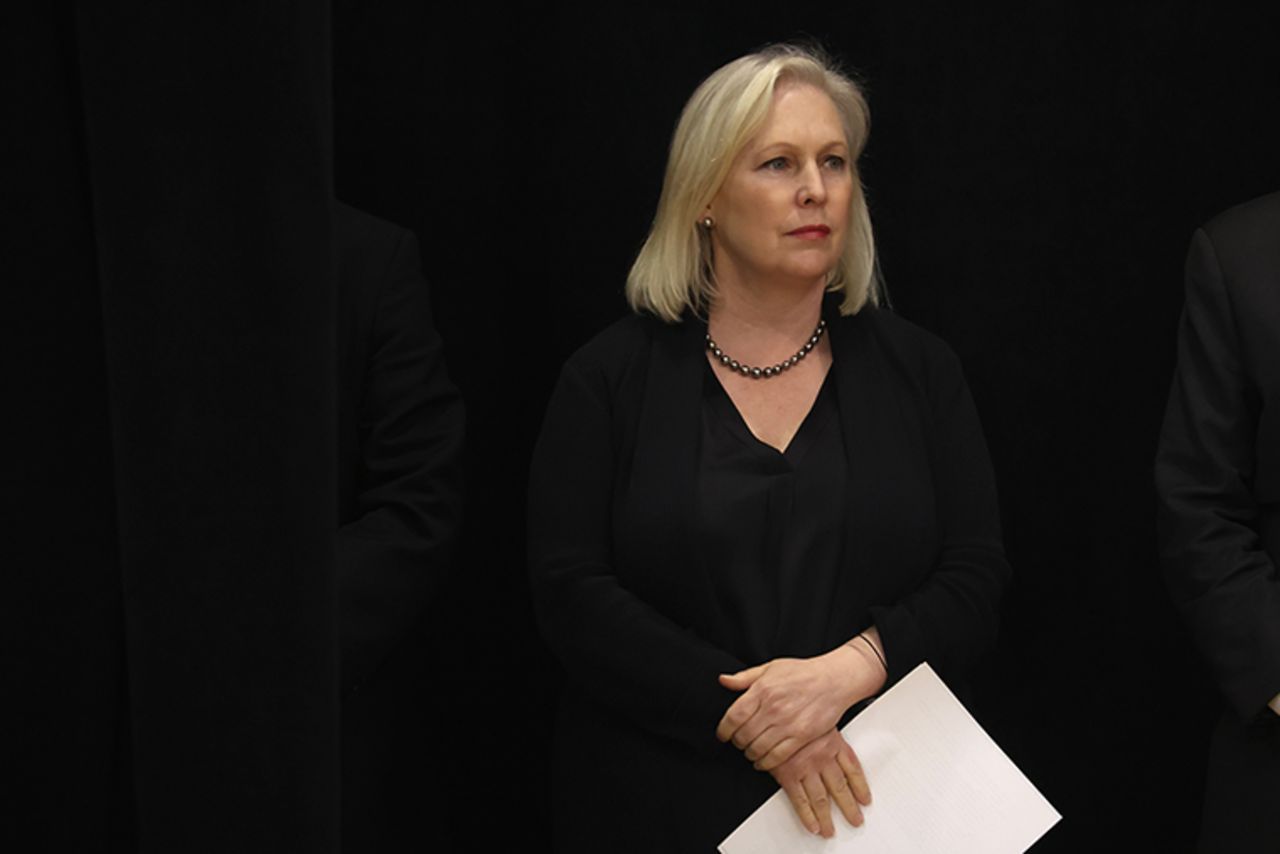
left=716, top=638, right=885, bottom=770
left=771, top=729, right=871, bottom=837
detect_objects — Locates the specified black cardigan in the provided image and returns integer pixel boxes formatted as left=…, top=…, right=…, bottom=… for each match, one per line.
left=528, top=302, right=1009, bottom=851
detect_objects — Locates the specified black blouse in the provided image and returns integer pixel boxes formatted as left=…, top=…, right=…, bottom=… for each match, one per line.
left=698, top=360, right=847, bottom=666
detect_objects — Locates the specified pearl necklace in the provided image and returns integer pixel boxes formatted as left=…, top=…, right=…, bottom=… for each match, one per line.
left=706, top=319, right=827, bottom=379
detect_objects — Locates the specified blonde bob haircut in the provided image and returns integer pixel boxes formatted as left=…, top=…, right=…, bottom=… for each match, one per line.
left=626, top=44, right=880, bottom=322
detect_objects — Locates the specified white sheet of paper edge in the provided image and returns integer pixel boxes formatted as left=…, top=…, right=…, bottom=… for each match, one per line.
left=719, top=663, right=1060, bottom=854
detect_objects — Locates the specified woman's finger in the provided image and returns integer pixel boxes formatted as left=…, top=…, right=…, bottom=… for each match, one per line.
left=781, top=779, right=819, bottom=835
left=803, top=773, right=835, bottom=838
left=717, top=663, right=766, bottom=690
left=715, top=693, right=761, bottom=742
left=821, top=761, right=864, bottom=828
left=732, top=714, right=773, bottom=751
left=741, top=720, right=784, bottom=759
left=837, top=743, right=871, bottom=806
left=752, top=735, right=801, bottom=771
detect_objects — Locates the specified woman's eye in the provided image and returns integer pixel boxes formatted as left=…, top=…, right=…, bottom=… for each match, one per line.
left=761, top=157, right=790, bottom=171
left=824, top=155, right=847, bottom=170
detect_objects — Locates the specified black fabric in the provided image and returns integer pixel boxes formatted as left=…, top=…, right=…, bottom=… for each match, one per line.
left=698, top=361, right=845, bottom=664
left=1157, top=190, right=1280, bottom=851
left=5, top=4, right=340, bottom=851
left=1197, top=713, right=1280, bottom=854
left=332, top=203, right=465, bottom=851
left=4, top=7, right=128, bottom=851
left=528, top=303, right=1009, bottom=852
left=333, top=202, right=465, bottom=695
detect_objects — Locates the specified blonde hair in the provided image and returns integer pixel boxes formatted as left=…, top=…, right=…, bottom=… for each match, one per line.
left=626, top=44, right=880, bottom=322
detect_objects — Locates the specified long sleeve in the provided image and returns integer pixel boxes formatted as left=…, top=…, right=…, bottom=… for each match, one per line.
left=336, top=231, right=464, bottom=693
left=868, top=341, right=1011, bottom=686
left=528, top=355, right=746, bottom=754
left=1156, top=227, right=1280, bottom=719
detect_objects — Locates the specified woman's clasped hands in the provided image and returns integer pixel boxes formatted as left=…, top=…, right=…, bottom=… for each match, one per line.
left=716, top=633, right=887, bottom=837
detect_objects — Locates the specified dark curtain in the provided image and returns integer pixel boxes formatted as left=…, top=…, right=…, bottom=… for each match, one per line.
left=4, top=3, right=339, bottom=852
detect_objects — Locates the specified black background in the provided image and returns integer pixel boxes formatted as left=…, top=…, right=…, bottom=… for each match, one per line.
left=331, top=2, right=1280, bottom=851
left=8, top=1, right=1280, bottom=851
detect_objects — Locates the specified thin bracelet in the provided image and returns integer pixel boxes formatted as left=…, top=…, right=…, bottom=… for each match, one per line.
left=854, top=633, right=887, bottom=672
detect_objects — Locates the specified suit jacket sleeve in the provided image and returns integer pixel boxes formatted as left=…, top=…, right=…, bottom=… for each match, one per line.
left=528, top=355, right=746, bottom=754
left=337, top=230, right=465, bottom=693
left=868, top=339, right=1010, bottom=686
left=1156, top=227, right=1280, bottom=719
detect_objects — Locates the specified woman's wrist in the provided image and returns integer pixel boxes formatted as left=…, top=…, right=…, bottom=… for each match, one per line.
left=851, top=632, right=887, bottom=672
left=824, top=639, right=886, bottom=707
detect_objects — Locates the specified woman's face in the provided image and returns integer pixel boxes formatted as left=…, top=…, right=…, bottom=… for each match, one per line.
left=707, top=82, right=852, bottom=294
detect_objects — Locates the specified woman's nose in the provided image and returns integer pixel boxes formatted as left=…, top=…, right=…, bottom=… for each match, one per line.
left=797, top=161, right=827, bottom=206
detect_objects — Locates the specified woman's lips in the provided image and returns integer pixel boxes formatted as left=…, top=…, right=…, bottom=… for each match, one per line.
left=786, top=225, right=831, bottom=239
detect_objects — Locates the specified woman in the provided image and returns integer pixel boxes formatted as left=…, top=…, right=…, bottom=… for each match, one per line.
left=528, top=44, right=1009, bottom=852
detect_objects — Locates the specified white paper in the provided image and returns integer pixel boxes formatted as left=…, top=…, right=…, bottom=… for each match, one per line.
left=719, top=663, right=1060, bottom=854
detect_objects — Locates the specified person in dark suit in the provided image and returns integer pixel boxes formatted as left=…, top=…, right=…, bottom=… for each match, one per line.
left=333, top=202, right=465, bottom=848
left=1157, top=191, right=1280, bottom=853
left=527, top=45, right=1009, bottom=853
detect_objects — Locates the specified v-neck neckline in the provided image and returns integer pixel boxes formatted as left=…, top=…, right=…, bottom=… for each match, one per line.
left=703, top=359, right=837, bottom=462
